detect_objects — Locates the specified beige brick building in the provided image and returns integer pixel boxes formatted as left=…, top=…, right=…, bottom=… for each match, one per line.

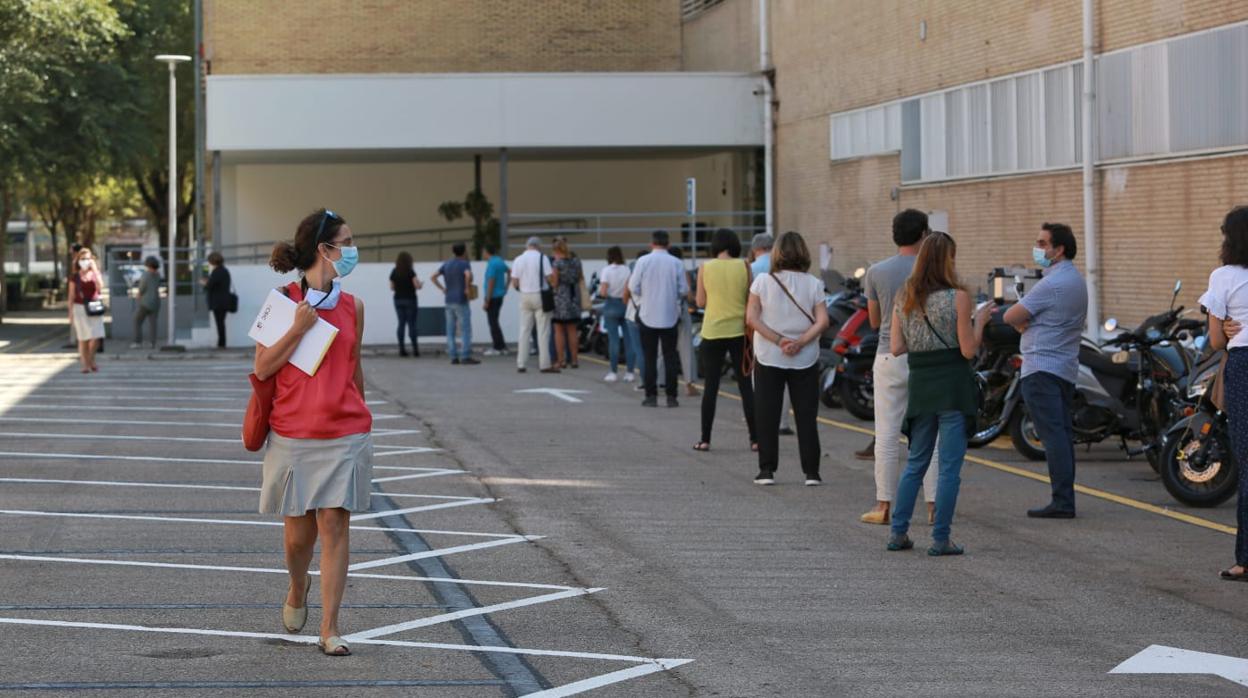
left=679, top=0, right=1248, bottom=325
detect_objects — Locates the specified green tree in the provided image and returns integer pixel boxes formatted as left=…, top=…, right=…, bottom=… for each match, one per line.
left=0, top=0, right=127, bottom=312
left=438, top=190, right=500, bottom=260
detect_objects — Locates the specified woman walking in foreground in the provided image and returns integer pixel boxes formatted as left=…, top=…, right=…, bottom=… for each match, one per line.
left=255, top=208, right=373, bottom=655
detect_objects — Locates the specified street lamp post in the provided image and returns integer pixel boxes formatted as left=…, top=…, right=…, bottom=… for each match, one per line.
left=155, top=54, right=191, bottom=349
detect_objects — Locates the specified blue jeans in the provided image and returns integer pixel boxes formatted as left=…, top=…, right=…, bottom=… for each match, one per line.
left=602, top=299, right=635, bottom=372
left=394, top=298, right=418, bottom=349
left=444, top=303, right=471, bottom=359
left=1225, top=349, right=1248, bottom=565
left=891, top=410, right=967, bottom=542
left=1021, top=371, right=1077, bottom=512
left=625, top=319, right=643, bottom=373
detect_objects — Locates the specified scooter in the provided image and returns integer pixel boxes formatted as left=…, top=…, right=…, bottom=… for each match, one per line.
left=1157, top=347, right=1236, bottom=507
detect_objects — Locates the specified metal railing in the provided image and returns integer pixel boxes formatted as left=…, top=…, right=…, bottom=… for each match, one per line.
left=216, top=219, right=582, bottom=264
left=508, top=210, right=766, bottom=258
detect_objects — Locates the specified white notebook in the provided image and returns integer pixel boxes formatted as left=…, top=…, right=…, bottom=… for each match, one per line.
left=247, top=288, right=339, bottom=376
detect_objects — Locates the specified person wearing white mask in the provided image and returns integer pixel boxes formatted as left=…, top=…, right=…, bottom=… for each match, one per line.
left=254, top=208, right=372, bottom=657
left=68, top=247, right=106, bottom=373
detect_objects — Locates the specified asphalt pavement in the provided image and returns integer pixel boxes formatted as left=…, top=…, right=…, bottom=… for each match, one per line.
left=0, top=339, right=1246, bottom=696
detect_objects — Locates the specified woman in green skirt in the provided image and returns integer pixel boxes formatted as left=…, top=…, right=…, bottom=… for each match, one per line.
left=887, top=232, right=995, bottom=555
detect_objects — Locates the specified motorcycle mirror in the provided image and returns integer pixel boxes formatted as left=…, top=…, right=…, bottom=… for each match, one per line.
left=1104, top=318, right=1119, bottom=333
left=854, top=267, right=866, bottom=279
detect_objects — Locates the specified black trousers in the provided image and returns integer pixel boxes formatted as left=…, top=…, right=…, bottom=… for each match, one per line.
left=212, top=308, right=228, bottom=348
left=639, top=321, right=679, bottom=398
left=699, top=336, right=756, bottom=444
left=486, top=295, right=506, bottom=350
left=754, top=362, right=821, bottom=476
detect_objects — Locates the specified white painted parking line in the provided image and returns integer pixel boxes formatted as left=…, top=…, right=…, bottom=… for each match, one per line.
left=373, top=447, right=441, bottom=456
left=347, top=536, right=541, bottom=572
left=0, top=554, right=579, bottom=591
left=0, top=432, right=241, bottom=444
left=0, top=452, right=460, bottom=475
left=15, top=395, right=243, bottom=403
left=0, top=416, right=244, bottom=429
left=370, top=471, right=464, bottom=482
left=0, top=477, right=482, bottom=500
left=0, top=403, right=405, bottom=419
left=352, top=499, right=497, bottom=518
left=0, top=386, right=251, bottom=394
left=0, top=510, right=523, bottom=541
left=371, top=428, right=422, bottom=436
left=347, top=587, right=602, bottom=640
left=522, top=659, right=694, bottom=697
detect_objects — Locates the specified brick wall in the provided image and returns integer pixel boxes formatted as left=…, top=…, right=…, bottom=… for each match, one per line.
left=772, top=0, right=1248, bottom=324
left=203, top=0, right=681, bottom=74
left=681, top=0, right=759, bottom=72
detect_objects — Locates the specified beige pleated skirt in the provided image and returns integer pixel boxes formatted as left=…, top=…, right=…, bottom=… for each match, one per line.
left=70, top=304, right=105, bottom=341
left=259, top=432, right=373, bottom=516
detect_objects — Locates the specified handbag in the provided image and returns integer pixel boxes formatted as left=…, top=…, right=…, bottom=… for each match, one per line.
left=85, top=299, right=107, bottom=316
left=466, top=283, right=479, bottom=302
left=227, top=282, right=239, bottom=313
left=577, top=261, right=591, bottom=311
left=241, top=286, right=288, bottom=451
left=540, top=255, right=556, bottom=313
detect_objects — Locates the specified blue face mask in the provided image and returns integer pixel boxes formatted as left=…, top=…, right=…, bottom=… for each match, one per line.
left=324, top=244, right=359, bottom=278
left=305, top=278, right=342, bottom=310
left=1032, top=247, right=1052, bottom=269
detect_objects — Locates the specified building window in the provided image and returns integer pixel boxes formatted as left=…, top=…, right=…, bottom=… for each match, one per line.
left=830, top=20, right=1248, bottom=182
left=681, top=0, right=726, bottom=22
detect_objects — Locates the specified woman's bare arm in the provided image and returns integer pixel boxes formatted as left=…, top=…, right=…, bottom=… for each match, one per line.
left=695, top=265, right=708, bottom=309
left=353, top=297, right=365, bottom=395
left=890, top=308, right=908, bottom=357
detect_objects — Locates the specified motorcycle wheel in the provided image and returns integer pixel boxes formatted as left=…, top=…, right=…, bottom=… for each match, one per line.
left=1008, top=408, right=1047, bottom=462
left=1144, top=443, right=1162, bottom=474
left=838, top=367, right=874, bottom=421
left=1160, top=421, right=1237, bottom=507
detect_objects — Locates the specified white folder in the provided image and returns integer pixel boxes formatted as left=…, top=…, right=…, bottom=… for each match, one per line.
left=247, top=288, right=339, bottom=376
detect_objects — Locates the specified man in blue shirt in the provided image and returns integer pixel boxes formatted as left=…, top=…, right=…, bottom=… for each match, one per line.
left=1004, top=222, right=1088, bottom=518
left=482, top=243, right=510, bottom=356
left=432, top=242, right=478, bottom=365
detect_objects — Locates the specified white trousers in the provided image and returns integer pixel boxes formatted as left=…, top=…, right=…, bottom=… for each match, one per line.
left=517, top=292, right=552, bottom=370
left=873, top=351, right=936, bottom=502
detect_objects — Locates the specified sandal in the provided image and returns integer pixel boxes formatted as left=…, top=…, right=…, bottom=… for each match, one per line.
left=692, top=442, right=710, bottom=452
left=886, top=534, right=913, bottom=551
left=281, top=576, right=312, bottom=633
left=1220, top=567, right=1248, bottom=582
left=317, top=635, right=351, bottom=656
left=928, top=540, right=965, bottom=556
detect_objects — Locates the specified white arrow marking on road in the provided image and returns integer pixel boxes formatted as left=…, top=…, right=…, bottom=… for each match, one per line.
left=514, top=388, right=590, bottom=404
left=1111, top=645, right=1248, bottom=687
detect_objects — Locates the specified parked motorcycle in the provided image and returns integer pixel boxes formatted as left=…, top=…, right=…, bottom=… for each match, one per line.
left=819, top=268, right=870, bottom=413
left=1158, top=348, right=1236, bottom=507
left=1009, top=281, right=1196, bottom=472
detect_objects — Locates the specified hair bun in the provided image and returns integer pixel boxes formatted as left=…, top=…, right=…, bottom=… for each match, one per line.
left=269, top=241, right=298, bottom=274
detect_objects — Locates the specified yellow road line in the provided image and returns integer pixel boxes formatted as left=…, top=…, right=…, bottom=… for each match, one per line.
left=580, top=354, right=1236, bottom=536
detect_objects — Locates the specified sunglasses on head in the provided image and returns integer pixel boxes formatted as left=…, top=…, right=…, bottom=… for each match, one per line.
left=315, top=209, right=342, bottom=245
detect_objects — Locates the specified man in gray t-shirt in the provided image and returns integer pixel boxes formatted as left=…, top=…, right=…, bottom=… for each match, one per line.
left=859, top=209, right=937, bottom=525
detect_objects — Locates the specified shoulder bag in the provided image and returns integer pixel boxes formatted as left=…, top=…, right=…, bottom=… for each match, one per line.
left=539, top=255, right=556, bottom=313
left=242, top=285, right=289, bottom=452
left=77, top=274, right=107, bottom=316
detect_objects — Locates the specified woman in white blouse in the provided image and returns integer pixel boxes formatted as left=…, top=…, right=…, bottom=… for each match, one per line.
left=745, top=231, right=830, bottom=486
left=598, top=246, right=636, bottom=382
left=1202, top=206, right=1248, bottom=581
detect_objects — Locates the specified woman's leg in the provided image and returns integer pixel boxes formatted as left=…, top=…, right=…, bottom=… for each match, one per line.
left=787, top=364, right=823, bottom=477
left=85, top=336, right=98, bottom=369
left=727, top=339, right=757, bottom=443
left=753, top=364, right=784, bottom=474
left=315, top=507, right=351, bottom=641
left=626, top=320, right=642, bottom=374
left=932, top=411, right=968, bottom=543
left=409, top=302, right=420, bottom=355
left=890, top=414, right=938, bottom=538
left=566, top=323, right=580, bottom=365
left=603, top=312, right=622, bottom=372
left=394, top=299, right=407, bottom=350
left=283, top=512, right=318, bottom=605
left=698, top=338, right=727, bottom=444
left=77, top=340, right=90, bottom=371
left=1224, top=352, right=1248, bottom=570
left=553, top=321, right=567, bottom=368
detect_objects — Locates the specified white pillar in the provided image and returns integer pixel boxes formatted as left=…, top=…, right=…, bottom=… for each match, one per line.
left=1081, top=0, right=1100, bottom=336
left=760, top=0, right=774, bottom=239
left=156, top=54, right=190, bottom=347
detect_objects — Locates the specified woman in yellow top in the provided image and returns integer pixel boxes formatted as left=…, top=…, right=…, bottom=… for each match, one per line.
left=693, top=228, right=757, bottom=451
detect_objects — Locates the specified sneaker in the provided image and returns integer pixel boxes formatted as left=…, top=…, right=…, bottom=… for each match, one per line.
left=482, top=349, right=501, bottom=357
left=622, top=372, right=636, bottom=383
left=603, top=372, right=619, bottom=382
left=779, top=426, right=795, bottom=436
left=804, top=477, right=822, bottom=487
left=641, top=396, right=658, bottom=407
left=451, top=358, right=461, bottom=365
left=128, top=343, right=142, bottom=349
left=753, top=471, right=775, bottom=485
left=461, top=357, right=481, bottom=365
left=666, top=396, right=679, bottom=408
left=517, top=367, right=527, bottom=373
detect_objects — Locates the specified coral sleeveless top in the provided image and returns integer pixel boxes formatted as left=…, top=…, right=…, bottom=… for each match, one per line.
left=269, top=282, right=372, bottom=439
